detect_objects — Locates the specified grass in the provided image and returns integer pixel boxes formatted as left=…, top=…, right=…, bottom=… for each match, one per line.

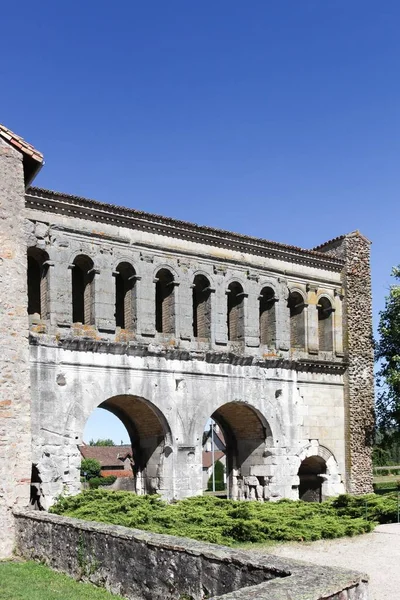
left=0, top=561, right=125, bottom=600
left=50, top=489, right=383, bottom=546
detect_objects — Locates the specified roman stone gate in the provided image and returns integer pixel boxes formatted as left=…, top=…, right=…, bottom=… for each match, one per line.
left=0, top=124, right=374, bottom=557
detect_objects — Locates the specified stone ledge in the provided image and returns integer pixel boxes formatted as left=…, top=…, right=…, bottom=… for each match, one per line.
left=14, top=509, right=368, bottom=600
left=29, top=335, right=347, bottom=373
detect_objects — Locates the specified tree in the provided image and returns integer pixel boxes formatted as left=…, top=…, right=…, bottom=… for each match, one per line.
left=207, top=460, right=226, bottom=492
left=89, top=438, right=115, bottom=446
left=376, top=266, right=400, bottom=446
left=80, top=458, right=101, bottom=480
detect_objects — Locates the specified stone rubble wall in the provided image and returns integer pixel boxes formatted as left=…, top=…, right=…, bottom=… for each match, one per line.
left=0, top=138, right=32, bottom=558
left=14, top=509, right=369, bottom=600
left=316, top=234, right=374, bottom=494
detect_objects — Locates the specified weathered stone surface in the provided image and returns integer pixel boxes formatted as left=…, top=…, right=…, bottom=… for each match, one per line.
left=316, top=233, right=375, bottom=494
left=14, top=509, right=369, bottom=600
left=0, top=138, right=32, bottom=558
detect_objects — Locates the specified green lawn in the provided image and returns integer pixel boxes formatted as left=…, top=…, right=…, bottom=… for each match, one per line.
left=0, top=561, right=125, bottom=600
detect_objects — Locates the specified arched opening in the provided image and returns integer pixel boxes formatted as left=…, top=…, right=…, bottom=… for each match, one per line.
left=298, top=456, right=327, bottom=502
left=318, top=297, right=334, bottom=352
left=227, top=282, right=245, bottom=341
left=155, top=269, right=175, bottom=334
left=115, top=262, right=137, bottom=330
left=72, top=255, right=95, bottom=324
left=202, top=420, right=227, bottom=493
left=30, top=464, right=43, bottom=510
left=209, top=402, right=272, bottom=501
left=83, top=395, right=171, bottom=496
left=27, top=247, right=49, bottom=320
left=192, top=275, right=211, bottom=339
left=259, top=286, right=276, bottom=347
left=288, top=291, right=306, bottom=350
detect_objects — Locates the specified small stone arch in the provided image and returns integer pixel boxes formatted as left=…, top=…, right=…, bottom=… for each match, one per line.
left=152, top=263, right=179, bottom=282
left=259, top=286, right=277, bottom=347
left=288, top=288, right=307, bottom=350
left=206, top=401, right=274, bottom=501
left=192, top=274, right=212, bottom=339
left=317, top=294, right=335, bottom=352
left=27, top=247, right=50, bottom=320
left=295, top=443, right=344, bottom=501
left=154, top=267, right=177, bottom=334
left=70, top=254, right=96, bottom=325
left=114, top=261, right=138, bottom=330
left=226, top=281, right=246, bottom=341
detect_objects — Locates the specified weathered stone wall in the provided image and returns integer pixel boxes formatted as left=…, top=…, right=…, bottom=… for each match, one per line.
left=0, top=138, right=32, bottom=557
left=316, top=233, right=374, bottom=494
left=29, top=342, right=346, bottom=507
left=24, top=193, right=352, bottom=506
left=14, top=509, right=369, bottom=600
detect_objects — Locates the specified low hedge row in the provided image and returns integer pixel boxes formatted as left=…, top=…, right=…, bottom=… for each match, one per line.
left=49, top=490, right=394, bottom=546
left=88, top=476, right=117, bottom=489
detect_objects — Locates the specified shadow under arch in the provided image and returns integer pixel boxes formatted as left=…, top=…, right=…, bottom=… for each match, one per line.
left=209, top=401, right=273, bottom=501
left=95, top=394, right=173, bottom=496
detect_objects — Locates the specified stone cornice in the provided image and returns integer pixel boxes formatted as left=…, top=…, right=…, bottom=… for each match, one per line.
left=29, top=335, right=347, bottom=374
left=26, top=187, right=344, bottom=272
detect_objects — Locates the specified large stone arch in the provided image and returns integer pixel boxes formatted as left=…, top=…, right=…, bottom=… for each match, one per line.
left=97, top=394, right=173, bottom=495
left=33, top=387, right=174, bottom=509
left=208, top=401, right=274, bottom=501
left=293, top=442, right=345, bottom=501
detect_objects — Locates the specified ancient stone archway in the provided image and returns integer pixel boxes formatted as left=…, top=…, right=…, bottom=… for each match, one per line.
left=295, top=443, right=345, bottom=501
left=298, top=456, right=326, bottom=502
left=96, top=395, right=172, bottom=496
left=210, top=402, right=273, bottom=501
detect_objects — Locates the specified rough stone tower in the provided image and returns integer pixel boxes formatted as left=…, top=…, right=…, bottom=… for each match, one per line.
left=314, top=232, right=375, bottom=494
left=0, top=127, right=43, bottom=557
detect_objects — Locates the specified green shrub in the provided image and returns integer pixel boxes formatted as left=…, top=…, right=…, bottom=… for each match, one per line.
left=80, top=458, right=101, bottom=480
left=88, top=475, right=117, bottom=489
left=50, top=490, right=388, bottom=546
left=207, top=460, right=226, bottom=492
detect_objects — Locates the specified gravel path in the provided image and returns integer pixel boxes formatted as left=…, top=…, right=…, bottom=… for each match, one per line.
left=254, top=524, right=400, bottom=600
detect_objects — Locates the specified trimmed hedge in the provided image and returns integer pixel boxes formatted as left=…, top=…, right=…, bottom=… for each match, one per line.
left=49, top=491, right=387, bottom=546
left=88, top=476, right=117, bottom=489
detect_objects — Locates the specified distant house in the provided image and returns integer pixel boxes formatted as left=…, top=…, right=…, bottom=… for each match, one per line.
left=79, top=444, right=133, bottom=478
left=80, top=434, right=227, bottom=490
left=202, top=425, right=226, bottom=490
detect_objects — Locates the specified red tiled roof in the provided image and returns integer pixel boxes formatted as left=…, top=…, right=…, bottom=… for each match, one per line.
left=0, top=123, right=43, bottom=186
left=0, top=123, right=43, bottom=163
left=79, top=445, right=132, bottom=468
left=202, top=451, right=225, bottom=469
left=313, top=230, right=371, bottom=250
left=101, top=469, right=133, bottom=478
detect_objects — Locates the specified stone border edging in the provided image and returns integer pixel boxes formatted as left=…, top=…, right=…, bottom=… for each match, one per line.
left=14, top=509, right=368, bottom=599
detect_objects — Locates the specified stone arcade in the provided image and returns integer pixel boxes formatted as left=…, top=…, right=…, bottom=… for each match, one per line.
left=0, top=124, right=374, bottom=558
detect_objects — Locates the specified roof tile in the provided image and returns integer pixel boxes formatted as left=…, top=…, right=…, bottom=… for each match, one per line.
left=0, top=123, right=43, bottom=163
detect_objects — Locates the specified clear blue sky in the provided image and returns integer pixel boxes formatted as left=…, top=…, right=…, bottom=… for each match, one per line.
left=3, top=2, right=399, bottom=442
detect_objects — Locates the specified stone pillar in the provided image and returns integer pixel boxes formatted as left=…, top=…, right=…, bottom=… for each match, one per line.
left=306, top=285, right=319, bottom=355
left=244, top=279, right=260, bottom=348
left=0, top=138, right=32, bottom=557
left=177, top=275, right=192, bottom=341
left=136, top=259, right=156, bottom=338
left=316, top=232, right=374, bottom=494
left=95, top=264, right=115, bottom=333
left=52, top=249, right=74, bottom=326
left=275, top=277, right=290, bottom=352
left=333, top=290, right=344, bottom=356
left=214, top=272, right=228, bottom=346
